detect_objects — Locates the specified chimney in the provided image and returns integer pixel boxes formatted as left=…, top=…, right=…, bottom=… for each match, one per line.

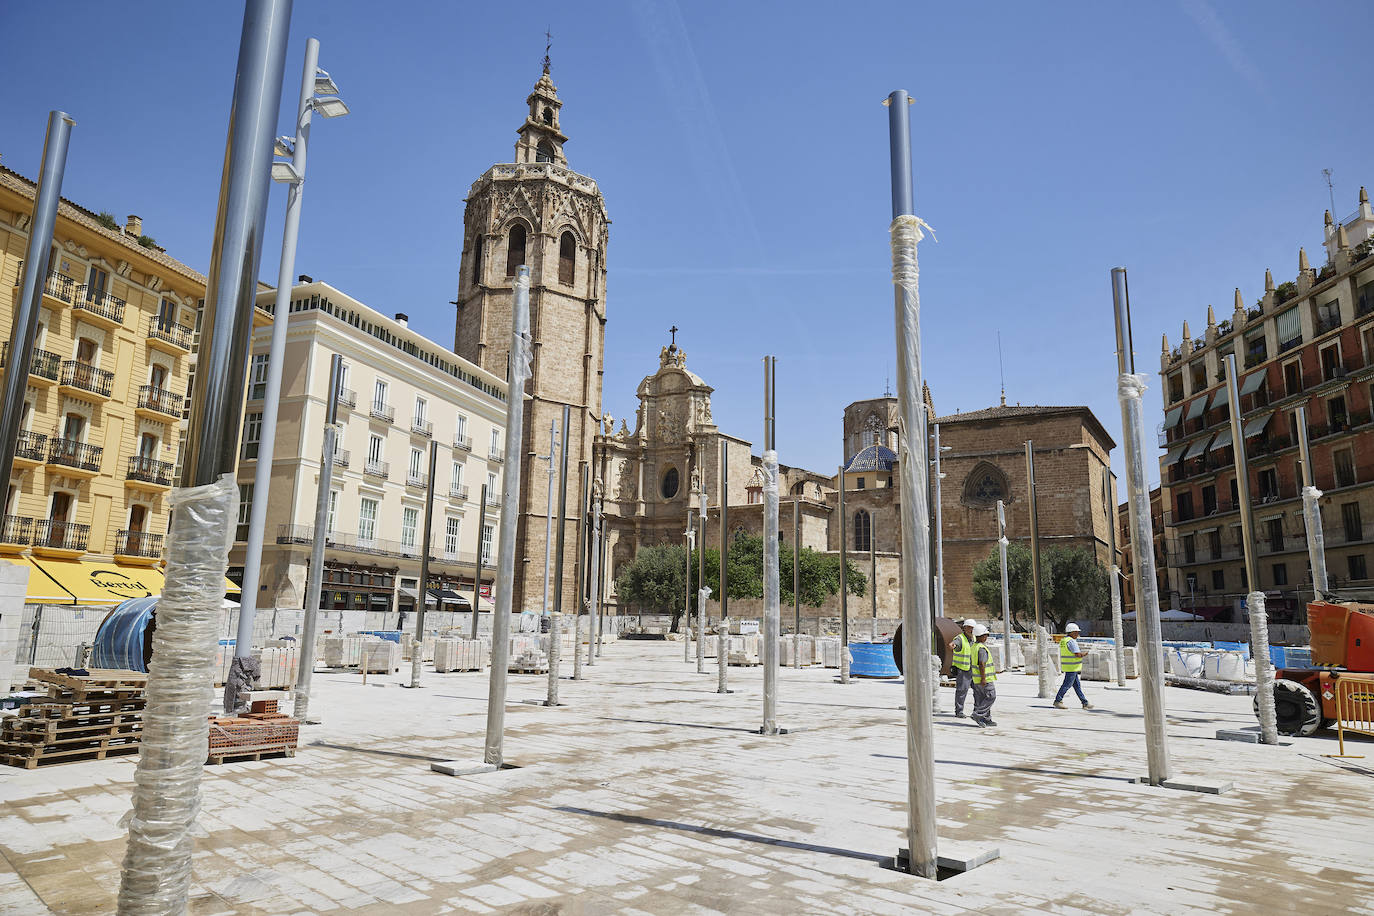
left=125, top=215, right=142, bottom=237
left=395, top=312, right=409, bottom=327
left=297, top=274, right=313, bottom=284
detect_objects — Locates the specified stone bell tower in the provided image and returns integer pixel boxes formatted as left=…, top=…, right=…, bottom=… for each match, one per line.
left=453, top=59, right=610, bottom=614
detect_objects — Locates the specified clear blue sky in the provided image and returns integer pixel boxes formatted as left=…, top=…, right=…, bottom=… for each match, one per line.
left=3, top=1, right=1372, bottom=491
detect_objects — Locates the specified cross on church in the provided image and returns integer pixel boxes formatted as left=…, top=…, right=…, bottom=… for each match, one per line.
left=669, top=326, right=679, bottom=347
left=543, top=29, right=552, bottom=74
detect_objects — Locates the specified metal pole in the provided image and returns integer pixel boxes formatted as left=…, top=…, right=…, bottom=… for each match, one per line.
left=598, top=526, right=609, bottom=654
left=838, top=463, right=849, bottom=684
left=294, top=355, right=342, bottom=723
left=573, top=463, right=589, bottom=680
left=119, top=3, right=291, bottom=910
left=229, top=36, right=330, bottom=711
left=1113, top=268, right=1174, bottom=782
left=0, top=111, right=73, bottom=490
left=408, top=440, right=439, bottom=688
left=543, top=418, right=557, bottom=616
left=546, top=405, right=572, bottom=705
left=697, top=486, right=707, bottom=673
left=587, top=482, right=603, bottom=667
left=470, top=485, right=486, bottom=640
left=1296, top=405, right=1330, bottom=600
left=997, top=500, right=1011, bottom=667
left=1026, top=440, right=1051, bottom=700
left=719, top=440, right=729, bottom=624
left=933, top=422, right=946, bottom=620
left=684, top=509, right=694, bottom=663
left=1103, top=472, right=1126, bottom=687
left=762, top=356, right=780, bottom=735
left=1223, top=351, right=1278, bottom=744
left=887, top=87, right=938, bottom=879
left=793, top=498, right=801, bottom=667
left=871, top=519, right=878, bottom=641
left=483, top=265, right=531, bottom=766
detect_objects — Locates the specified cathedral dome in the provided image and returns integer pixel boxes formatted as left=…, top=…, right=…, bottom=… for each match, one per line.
left=844, top=444, right=897, bottom=472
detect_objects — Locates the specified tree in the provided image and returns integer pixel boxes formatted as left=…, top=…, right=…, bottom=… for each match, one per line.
left=1043, top=546, right=1109, bottom=632
left=971, top=542, right=1109, bottom=632
left=613, top=544, right=685, bottom=624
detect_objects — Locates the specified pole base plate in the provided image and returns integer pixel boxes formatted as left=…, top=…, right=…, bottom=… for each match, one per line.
left=894, top=844, right=1000, bottom=879
left=1130, top=775, right=1232, bottom=794
left=431, top=759, right=501, bottom=777
left=521, top=699, right=566, bottom=707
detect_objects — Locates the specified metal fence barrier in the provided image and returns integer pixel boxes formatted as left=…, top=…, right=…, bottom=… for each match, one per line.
left=1328, top=674, right=1374, bottom=759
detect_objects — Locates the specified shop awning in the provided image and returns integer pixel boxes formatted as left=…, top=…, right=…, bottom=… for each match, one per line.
left=1161, top=445, right=1187, bottom=467
left=399, top=586, right=437, bottom=606
left=1210, top=427, right=1233, bottom=452
left=1183, top=435, right=1213, bottom=460
left=1185, top=398, right=1207, bottom=421
left=430, top=588, right=466, bottom=604
left=1210, top=386, right=1228, bottom=410
left=1162, top=406, right=1183, bottom=430
left=31, top=559, right=162, bottom=606
left=2, top=557, right=78, bottom=604
left=1243, top=412, right=1274, bottom=438
left=1239, top=371, right=1266, bottom=396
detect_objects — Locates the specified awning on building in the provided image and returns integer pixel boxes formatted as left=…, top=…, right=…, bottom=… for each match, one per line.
left=430, top=588, right=466, bottom=605
left=1185, top=398, right=1208, bottom=421
left=1161, top=445, right=1187, bottom=467
left=1239, top=370, right=1266, bottom=396
left=30, top=560, right=162, bottom=606
left=1210, top=386, right=1228, bottom=410
left=1162, top=406, right=1183, bottom=429
left=1184, top=435, right=1213, bottom=460
left=1210, top=427, right=1233, bottom=451
left=1243, top=412, right=1274, bottom=438
left=399, top=587, right=437, bottom=606
left=2, top=557, right=78, bottom=604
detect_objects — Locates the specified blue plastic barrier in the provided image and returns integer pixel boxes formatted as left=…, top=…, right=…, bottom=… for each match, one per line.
left=357, top=630, right=402, bottom=644
left=1212, top=640, right=1250, bottom=658
left=848, top=642, right=900, bottom=678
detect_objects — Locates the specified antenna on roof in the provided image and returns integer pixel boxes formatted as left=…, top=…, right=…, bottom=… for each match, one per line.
left=997, top=330, right=1006, bottom=407
left=1323, top=168, right=1336, bottom=217
left=884, top=370, right=892, bottom=398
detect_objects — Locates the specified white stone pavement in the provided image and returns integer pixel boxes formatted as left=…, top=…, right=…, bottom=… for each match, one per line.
left=1, top=640, right=1373, bottom=915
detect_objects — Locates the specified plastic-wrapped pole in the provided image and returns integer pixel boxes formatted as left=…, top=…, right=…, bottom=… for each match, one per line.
left=469, top=485, right=486, bottom=640
left=761, top=357, right=781, bottom=734
left=870, top=528, right=878, bottom=641
left=572, top=464, right=589, bottom=680
left=1296, top=406, right=1329, bottom=600
left=543, top=418, right=557, bottom=617
left=719, top=440, right=729, bottom=625
left=717, top=624, right=729, bottom=693
left=409, top=440, right=439, bottom=688
left=586, top=482, right=603, bottom=667
left=483, top=265, right=531, bottom=766
left=997, top=500, right=1011, bottom=668
left=933, top=422, right=946, bottom=620
left=1113, top=268, right=1173, bottom=782
left=684, top=511, right=693, bottom=663
left=294, top=355, right=344, bottom=724
left=837, top=463, right=850, bottom=684
left=697, top=486, right=707, bottom=673
left=1026, top=441, right=1051, bottom=700
left=793, top=497, right=801, bottom=658
left=1221, top=351, right=1277, bottom=744
left=119, top=4, right=291, bottom=910
left=546, top=405, right=571, bottom=706
left=888, top=88, right=938, bottom=880
left=1103, top=474, right=1126, bottom=687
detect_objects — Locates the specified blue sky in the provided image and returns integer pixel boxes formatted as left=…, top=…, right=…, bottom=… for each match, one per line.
left=3, top=1, right=1372, bottom=490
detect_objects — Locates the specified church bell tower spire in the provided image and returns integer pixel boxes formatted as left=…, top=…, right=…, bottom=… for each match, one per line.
left=516, top=37, right=568, bottom=166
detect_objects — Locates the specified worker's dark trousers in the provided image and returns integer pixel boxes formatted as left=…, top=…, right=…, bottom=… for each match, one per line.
left=972, top=682, right=996, bottom=722
left=953, top=667, right=973, bottom=714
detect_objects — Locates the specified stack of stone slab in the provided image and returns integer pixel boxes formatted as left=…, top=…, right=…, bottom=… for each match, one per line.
left=402, top=636, right=436, bottom=663
left=433, top=637, right=486, bottom=673
left=323, top=635, right=365, bottom=668
left=509, top=636, right=549, bottom=673
left=817, top=637, right=846, bottom=668
left=361, top=639, right=402, bottom=674
left=727, top=635, right=762, bottom=666
left=779, top=635, right=817, bottom=666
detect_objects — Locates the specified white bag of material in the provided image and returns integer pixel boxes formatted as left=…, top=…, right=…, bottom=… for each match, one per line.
left=1167, top=649, right=1204, bottom=678
left=1203, top=650, right=1248, bottom=682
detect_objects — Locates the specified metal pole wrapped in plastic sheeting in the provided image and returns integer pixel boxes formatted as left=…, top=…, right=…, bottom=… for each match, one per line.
left=717, top=624, right=729, bottom=694
left=1026, top=442, right=1051, bottom=700
left=483, top=265, right=532, bottom=766
left=1113, top=267, right=1173, bottom=782
left=697, top=486, right=707, bottom=673
left=837, top=463, right=850, bottom=685
left=997, top=501, right=1011, bottom=669
left=573, top=463, right=589, bottom=681
left=586, top=483, right=603, bottom=667
left=546, top=405, right=572, bottom=706
left=409, top=440, right=439, bottom=688
left=1221, top=350, right=1277, bottom=745
left=1296, top=406, right=1329, bottom=600
left=761, top=450, right=781, bottom=734
left=1103, top=473, right=1126, bottom=687
left=887, top=87, right=938, bottom=880
left=117, top=476, right=238, bottom=913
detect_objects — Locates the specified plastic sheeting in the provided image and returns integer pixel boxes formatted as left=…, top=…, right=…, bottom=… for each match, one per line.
left=1247, top=591, right=1279, bottom=743
left=1301, top=485, right=1329, bottom=598
left=118, top=473, right=237, bottom=913
left=92, top=596, right=158, bottom=671
left=761, top=449, right=781, bottom=734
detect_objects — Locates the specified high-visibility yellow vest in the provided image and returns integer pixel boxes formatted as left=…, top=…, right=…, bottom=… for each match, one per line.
left=952, top=633, right=973, bottom=671
left=1059, top=637, right=1083, bottom=673
left=972, top=644, right=997, bottom=685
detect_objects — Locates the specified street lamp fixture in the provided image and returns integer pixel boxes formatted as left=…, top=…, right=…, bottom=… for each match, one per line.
left=313, top=68, right=339, bottom=95
left=311, top=96, right=350, bottom=118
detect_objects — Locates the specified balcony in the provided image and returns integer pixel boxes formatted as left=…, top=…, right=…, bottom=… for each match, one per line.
left=332, top=449, right=351, bottom=470
left=450, top=483, right=469, bottom=501
left=453, top=433, right=472, bottom=451
left=0, top=516, right=33, bottom=552
left=407, top=471, right=429, bottom=490
left=486, top=490, right=501, bottom=506
left=47, top=438, right=102, bottom=477
left=114, top=530, right=164, bottom=564
left=0, top=343, right=62, bottom=385
left=364, top=459, right=389, bottom=480
left=135, top=385, right=184, bottom=422
left=336, top=388, right=357, bottom=411
left=1315, top=313, right=1343, bottom=336
left=58, top=360, right=114, bottom=401
left=42, top=272, right=75, bottom=304
left=276, top=524, right=420, bottom=561
left=488, top=447, right=504, bottom=463
left=73, top=285, right=126, bottom=328
left=13, top=431, right=47, bottom=468
left=126, top=455, right=174, bottom=490
left=146, top=315, right=193, bottom=354
left=32, top=519, right=90, bottom=557
left=411, top=418, right=433, bottom=439
left=369, top=401, right=395, bottom=424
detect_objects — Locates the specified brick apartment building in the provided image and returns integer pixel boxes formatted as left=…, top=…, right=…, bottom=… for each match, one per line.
left=1117, top=486, right=1170, bottom=615
left=1157, top=187, right=1374, bottom=622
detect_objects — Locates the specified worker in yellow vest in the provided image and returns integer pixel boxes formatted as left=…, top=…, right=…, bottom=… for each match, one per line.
left=949, top=618, right=976, bottom=717
left=1053, top=622, right=1093, bottom=709
left=971, top=624, right=997, bottom=727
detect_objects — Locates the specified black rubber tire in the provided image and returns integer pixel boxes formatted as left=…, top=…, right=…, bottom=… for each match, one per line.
left=1259, top=679, right=1322, bottom=737
left=893, top=623, right=904, bottom=674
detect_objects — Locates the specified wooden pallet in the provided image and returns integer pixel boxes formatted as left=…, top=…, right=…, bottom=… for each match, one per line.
left=19, top=698, right=145, bottom=719
left=2, top=717, right=141, bottom=744
left=0, top=737, right=141, bottom=769
left=28, top=668, right=147, bottom=698
left=206, top=747, right=296, bottom=765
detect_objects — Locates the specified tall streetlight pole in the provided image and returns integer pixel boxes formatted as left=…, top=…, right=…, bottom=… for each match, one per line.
left=1296, top=405, right=1329, bottom=601
left=696, top=480, right=708, bottom=673
left=1103, top=471, right=1126, bottom=687
left=996, top=500, right=1011, bottom=666
left=793, top=498, right=801, bottom=665
left=408, top=440, right=439, bottom=688
left=1026, top=440, right=1050, bottom=700
left=932, top=422, right=948, bottom=620
left=542, top=418, right=559, bottom=617
left=761, top=355, right=780, bottom=735
left=228, top=37, right=349, bottom=713
left=684, top=504, right=695, bottom=663
left=837, top=463, right=849, bottom=684
left=544, top=405, right=571, bottom=705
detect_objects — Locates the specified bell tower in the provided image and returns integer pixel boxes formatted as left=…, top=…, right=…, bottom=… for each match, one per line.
left=453, top=60, right=610, bottom=614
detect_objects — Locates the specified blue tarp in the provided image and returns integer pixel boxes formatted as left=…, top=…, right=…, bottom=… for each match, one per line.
left=848, top=642, right=901, bottom=678
left=357, top=630, right=402, bottom=644
left=91, top=596, right=158, bottom=671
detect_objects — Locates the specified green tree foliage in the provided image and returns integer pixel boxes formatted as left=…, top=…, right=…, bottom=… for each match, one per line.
left=615, top=533, right=867, bottom=631
left=971, top=542, right=1109, bottom=632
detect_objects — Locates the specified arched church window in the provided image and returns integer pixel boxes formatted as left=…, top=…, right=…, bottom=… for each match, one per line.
left=661, top=467, right=679, bottom=500
left=536, top=139, right=555, bottom=163
left=469, top=234, right=482, bottom=286
left=961, top=461, right=1010, bottom=508
left=559, top=232, right=576, bottom=285
left=854, top=510, right=872, bottom=552
left=542, top=107, right=553, bottom=125
left=505, top=224, right=526, bottom=277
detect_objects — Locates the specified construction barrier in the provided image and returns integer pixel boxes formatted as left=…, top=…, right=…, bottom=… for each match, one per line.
left=1329, top=674, right=1374, bottom=759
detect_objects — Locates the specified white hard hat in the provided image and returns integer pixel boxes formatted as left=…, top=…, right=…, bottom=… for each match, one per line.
left=962, top=618, right=977, bottom=628
left=1066, top=622, right=1081, bottom=632
left=972, top=624, right=988, bottom=638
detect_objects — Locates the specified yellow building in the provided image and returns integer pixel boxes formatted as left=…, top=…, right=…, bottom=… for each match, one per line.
left=0, top=164, right=218, bottom=602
